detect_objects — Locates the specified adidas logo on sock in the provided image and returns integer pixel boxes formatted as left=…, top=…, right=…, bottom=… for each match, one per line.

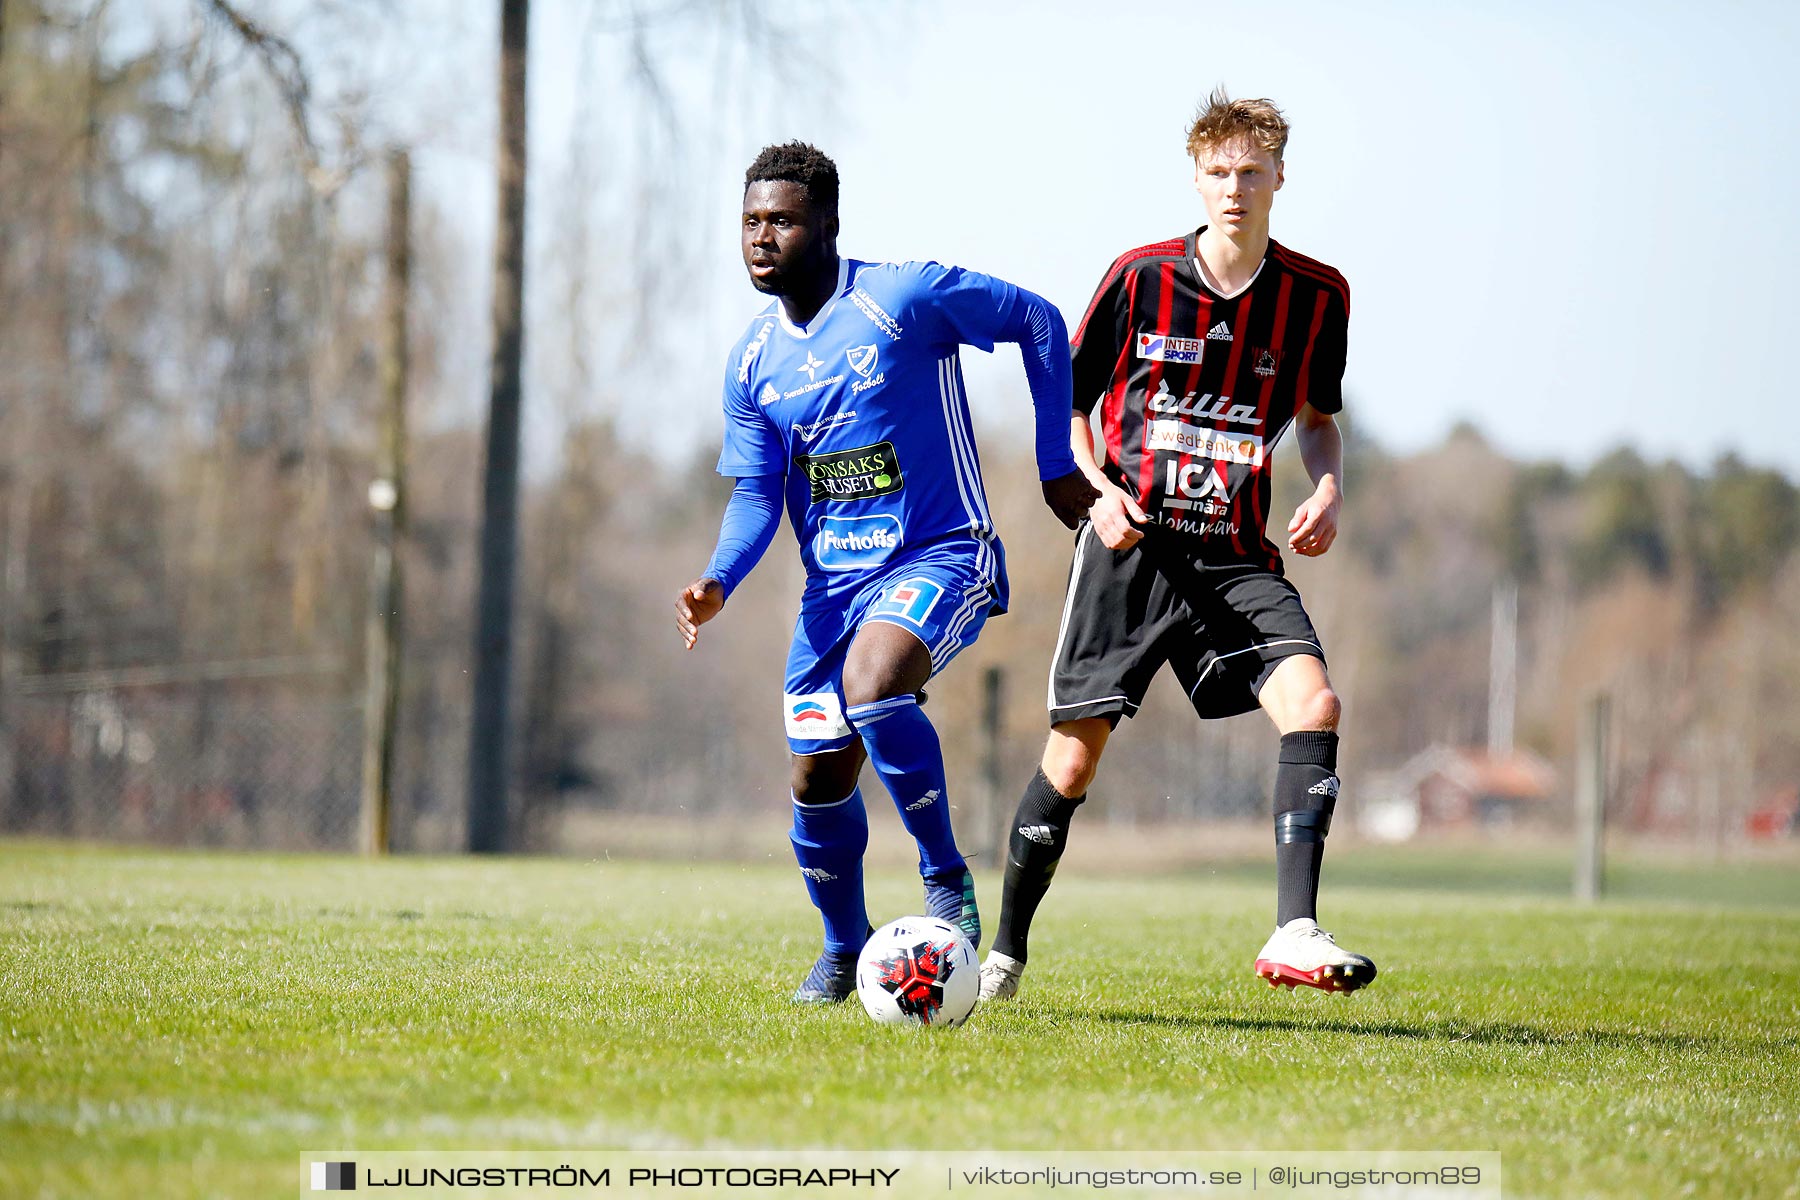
left=1307, top=776, right=1340, bottom=798
left=905, top=789, right=941, bottom=811
left=1018, top=824, right=1055, bottom=845
left=799, top=867, right=839, bottom=882
left=1206, top=321, right=1233, bottom=341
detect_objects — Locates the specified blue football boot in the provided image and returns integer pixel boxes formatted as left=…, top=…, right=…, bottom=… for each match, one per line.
left=791, top=927, right=873, bottom=1004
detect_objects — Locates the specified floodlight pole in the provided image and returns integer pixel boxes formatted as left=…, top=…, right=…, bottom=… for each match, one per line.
left=360, top=149, right=410, bottom=857
left=1574, top=692, right=1608, bottom=902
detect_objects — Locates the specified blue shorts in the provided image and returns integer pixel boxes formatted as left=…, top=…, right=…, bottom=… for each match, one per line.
left=782, top=542, right=999, bottom=755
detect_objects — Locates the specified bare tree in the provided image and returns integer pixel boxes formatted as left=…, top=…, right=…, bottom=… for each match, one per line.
left=0, top=0, right=9, bottom=141
left=361, top=148, right=411, bottom=856
left=467, top=0, right=529, bottom=854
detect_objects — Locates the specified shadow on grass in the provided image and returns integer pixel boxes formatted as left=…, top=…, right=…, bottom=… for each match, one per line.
left=1037, top=1005, right=1797, bottom=1054
left=1191, top=857, right=1800, bottom=910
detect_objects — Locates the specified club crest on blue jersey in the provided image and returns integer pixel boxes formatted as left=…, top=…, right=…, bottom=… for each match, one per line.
left=846, top=344, right=879, bottom=378
left=869, top=577, right=945, bottom=627
left=814, top=514, right=901, bottom=571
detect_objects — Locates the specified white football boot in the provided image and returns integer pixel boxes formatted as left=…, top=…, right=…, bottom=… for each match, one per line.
left=978, top=951, right=1026, bottom=1002
left=1253, top=918, right=1377, bottom=993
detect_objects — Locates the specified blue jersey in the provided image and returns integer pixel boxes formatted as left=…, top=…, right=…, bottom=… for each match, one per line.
left=716, top=257, right=1076, bottom=613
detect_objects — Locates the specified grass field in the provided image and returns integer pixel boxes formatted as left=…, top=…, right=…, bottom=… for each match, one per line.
left=2, top=839, right=1797, bottom=1199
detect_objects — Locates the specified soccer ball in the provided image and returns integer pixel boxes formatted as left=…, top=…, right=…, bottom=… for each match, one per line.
left=855, top=915, right=979, bottom=1027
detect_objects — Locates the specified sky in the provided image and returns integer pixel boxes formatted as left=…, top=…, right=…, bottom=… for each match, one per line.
left=402, top=0, right=1800, bottom=476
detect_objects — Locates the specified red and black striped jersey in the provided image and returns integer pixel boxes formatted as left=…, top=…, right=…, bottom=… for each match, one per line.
left=1070, top=228, right=1349, bottom=572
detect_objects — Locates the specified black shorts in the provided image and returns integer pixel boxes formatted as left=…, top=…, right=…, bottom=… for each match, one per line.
left=1046, top=523, right=1325, bottom=724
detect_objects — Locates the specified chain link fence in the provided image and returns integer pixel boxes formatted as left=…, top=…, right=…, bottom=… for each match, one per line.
left=1, top=681, right=364, bottom=850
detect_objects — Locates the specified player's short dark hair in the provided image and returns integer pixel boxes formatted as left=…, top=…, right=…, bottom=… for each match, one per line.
left=744, top=142, right=840, bottom=214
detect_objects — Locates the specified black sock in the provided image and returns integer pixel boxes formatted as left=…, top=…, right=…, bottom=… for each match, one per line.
left=992, top=769, right=1086, bottom=963
left=1273, top=730, right=1338, bottom=927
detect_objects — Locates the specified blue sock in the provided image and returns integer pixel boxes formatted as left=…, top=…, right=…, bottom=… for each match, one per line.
left=847, top=695, right=965, bottom=878
left=789, top=789, right=870, bottom=955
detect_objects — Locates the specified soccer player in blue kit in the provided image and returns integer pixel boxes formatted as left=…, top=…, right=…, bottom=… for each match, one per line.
left=675, top=143, right=1099, bottom=1003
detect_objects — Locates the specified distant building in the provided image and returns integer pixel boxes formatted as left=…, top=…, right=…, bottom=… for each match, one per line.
left=1746, top=785, right=1799, bottom=840
left=1359, top=745, right=1558, bottom=842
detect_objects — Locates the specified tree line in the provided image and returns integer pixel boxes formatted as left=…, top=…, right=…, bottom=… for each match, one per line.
left=2, top=1, right=1793, bottom=851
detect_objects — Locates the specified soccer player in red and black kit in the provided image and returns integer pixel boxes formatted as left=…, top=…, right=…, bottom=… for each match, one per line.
left=980, top=89, right=1376, bottom=1001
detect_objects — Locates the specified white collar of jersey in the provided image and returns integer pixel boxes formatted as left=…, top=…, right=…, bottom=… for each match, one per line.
left=1191, top=253, right=1264, bottom=301
left=775, top=256, right=852, bottom=339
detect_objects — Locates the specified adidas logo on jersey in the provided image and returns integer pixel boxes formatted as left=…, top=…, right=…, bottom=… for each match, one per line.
left=799, top=866, right=839, bottom=883
left=905, top=789, right=941, bottom=812
left=1308, top=776, right=1340, bottom=799
left=1018, top=824, right=1055, bottom=846
left=1207, top=321, right=1233, bottom=341
left=759, top=383, right=780, bottom=406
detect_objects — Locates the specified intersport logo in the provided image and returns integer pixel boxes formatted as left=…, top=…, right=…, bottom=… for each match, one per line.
left=1136, top=332, right=1203, bottom=364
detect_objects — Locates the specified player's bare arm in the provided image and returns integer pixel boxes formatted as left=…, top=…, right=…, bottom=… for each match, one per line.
left=1070, top=414, right=1146, bottom=549
left=674, top=577, right=725, bottom=650
left=1286, top=402, right=1343, bottom=557
left=1041, top=467, right=1101, bottom=530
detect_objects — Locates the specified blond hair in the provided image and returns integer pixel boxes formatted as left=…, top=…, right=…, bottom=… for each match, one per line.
left=1185, top=86, right=1289, bottom=162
